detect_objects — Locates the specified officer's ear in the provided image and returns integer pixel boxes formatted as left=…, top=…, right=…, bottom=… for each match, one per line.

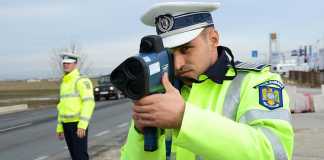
left=208, top=27, right=219, bottom=47
left=203, top=27, right=219, bottom=48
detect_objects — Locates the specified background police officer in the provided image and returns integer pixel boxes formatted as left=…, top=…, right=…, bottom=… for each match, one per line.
left=121, top=2, right=294, bottom=160
left=56, top=52, right=95, bottom=160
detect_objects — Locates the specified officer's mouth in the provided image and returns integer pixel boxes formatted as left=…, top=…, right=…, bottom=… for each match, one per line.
left=176, top=70, right=199, bottom=81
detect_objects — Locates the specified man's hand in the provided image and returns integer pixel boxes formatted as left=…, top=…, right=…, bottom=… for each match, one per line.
left=77, top=128, right=86, bottom=138
left=56, top=132, right=64, bottom=140
left=133, top=73, right=185, bottom=131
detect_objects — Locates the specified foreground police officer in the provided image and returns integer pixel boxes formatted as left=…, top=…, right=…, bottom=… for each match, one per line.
left=121, top=2, right=294, bottom=160
left=56, top=52, right=95, bottom=160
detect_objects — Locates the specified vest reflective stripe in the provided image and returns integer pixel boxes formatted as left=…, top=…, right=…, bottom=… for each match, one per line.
left=60, top=113, right=80, bottom=119
left=222, top=72, right=248, bottom=120
left=60, top=93, right=80, bottom=99
left=80, top=116, right=90, bottom=122
left=82, top=97, right=94, bottom=102
left=239, top=109, right=291, bottom=124
left=260, top=127, right=288, bottom=160
left=59, top=114, right=90, bottom=122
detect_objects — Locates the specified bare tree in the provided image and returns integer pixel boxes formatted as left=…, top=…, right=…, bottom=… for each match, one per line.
left=49, top=43, right=93, bottom=78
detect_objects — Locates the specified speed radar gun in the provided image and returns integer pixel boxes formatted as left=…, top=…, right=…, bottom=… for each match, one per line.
left=110, top=35, right=178, bottom=151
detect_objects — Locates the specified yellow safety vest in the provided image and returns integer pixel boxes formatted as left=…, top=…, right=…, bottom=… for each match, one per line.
left=121, top=66, right=294, bottom=160
left=56, top=69, right=95, bottom=133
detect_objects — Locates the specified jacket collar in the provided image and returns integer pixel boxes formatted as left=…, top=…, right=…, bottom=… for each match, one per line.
left=204, top=46, right=230, bottom=84
left=63, top=69, right=80, bottom=82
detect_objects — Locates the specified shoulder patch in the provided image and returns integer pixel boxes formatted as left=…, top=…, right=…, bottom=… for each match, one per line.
left=234, top=61, right=269, bottom=72
left=76, top=76, right=91, bottom=90
left=83, top=81, right=91, bottom=90
left=255, top=80, right=284, bottom=110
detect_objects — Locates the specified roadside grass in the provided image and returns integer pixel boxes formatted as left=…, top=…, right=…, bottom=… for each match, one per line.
left=0, top=90, right=58, bottom=99
left=0, top=80, right=59, bottom=108
left=0, top=78, right=98, bottom=108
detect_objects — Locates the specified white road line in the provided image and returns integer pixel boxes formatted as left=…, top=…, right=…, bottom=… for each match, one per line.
left=34, top=155, right=48, bottom=160
left=1, top=117, right=17, bottom=121
left=117, top=122, right=128, bottom=128
left=64, top=146, right=68, bottom=149
left=0, top=122, right=32, bottom=132
left=95, top=129, right=111, bottom=137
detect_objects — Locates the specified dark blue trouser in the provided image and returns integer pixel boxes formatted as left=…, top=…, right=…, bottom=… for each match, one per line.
left=63, top=122, right=89, bottom=160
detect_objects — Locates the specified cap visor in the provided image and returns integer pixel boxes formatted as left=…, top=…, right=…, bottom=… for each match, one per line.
left=162, top=28, right=204, bottom=48
left=62, top=59, right=76, bottom=63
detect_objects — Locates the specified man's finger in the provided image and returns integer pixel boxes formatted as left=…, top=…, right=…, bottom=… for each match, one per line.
left=135, top=112, right=155, bottom=121
left=137, top=118, right=155, bottom=127
left=135, top=94, right=162, bottom=105
left=162, top=72, right=175, bottom=92
left=80, top=131, right=85, bottom=138
left=77, top=129, right=85, bottom=138
left=133, top=104, right=155, bottom=113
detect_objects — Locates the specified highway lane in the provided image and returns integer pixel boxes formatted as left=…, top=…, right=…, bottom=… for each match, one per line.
left=0, top=99, right=132, bottom=160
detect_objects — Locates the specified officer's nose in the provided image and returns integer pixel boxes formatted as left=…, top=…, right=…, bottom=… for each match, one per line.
left=173, top=51, right=185, bottom=71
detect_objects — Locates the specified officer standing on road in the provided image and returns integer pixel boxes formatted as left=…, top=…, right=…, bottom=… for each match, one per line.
left=56, top=52, right=95, bottom=160
left=121, top=2, right=294, bottom=160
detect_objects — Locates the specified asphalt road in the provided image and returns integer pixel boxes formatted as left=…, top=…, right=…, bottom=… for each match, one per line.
left=292, top=112, right=324, bottom=160
left=0, top=99, right=132, bottom=160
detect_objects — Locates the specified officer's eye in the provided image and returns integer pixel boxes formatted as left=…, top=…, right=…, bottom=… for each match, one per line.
left=179, top=45, right=192, bottom=54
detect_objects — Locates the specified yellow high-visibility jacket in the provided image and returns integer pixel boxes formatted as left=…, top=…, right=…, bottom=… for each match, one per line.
left=121, top=65, right=294, bottom=160
left=56, top=69, right=95, bottom=132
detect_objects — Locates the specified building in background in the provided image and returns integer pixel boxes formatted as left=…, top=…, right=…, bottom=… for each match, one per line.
left=268, top=32, right=324, bottom=77
left=269, top=33, right=283, bottom=66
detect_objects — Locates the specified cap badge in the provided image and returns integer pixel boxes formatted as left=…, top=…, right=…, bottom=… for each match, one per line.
left=156, top=14, right=174, bottom=33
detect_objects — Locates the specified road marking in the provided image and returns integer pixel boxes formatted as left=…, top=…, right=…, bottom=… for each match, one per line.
left=1, top=117, right=17, bottom=121
left=0, top=122, right=32, bottom=133
left=117, top=122, right=128, bottom=128
left=95, top=129, right=111, bottom=137
left=34, top=155, right=48, bottom=160
left=64, top=146, right=68, bottom=149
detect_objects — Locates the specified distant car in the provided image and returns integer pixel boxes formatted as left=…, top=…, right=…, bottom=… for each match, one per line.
left=94, top=75, right=122, bottom=101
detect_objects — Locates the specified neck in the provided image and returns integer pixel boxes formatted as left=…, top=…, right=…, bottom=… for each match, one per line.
left=210, top=48, right=218, bottom=65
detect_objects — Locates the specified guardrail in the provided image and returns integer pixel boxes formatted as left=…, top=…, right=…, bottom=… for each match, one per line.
left=0, top=104, right=28, bottom=115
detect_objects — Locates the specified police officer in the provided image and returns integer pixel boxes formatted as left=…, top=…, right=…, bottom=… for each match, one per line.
left=121, top=2, right=294, bottom=160
left=56, top=52, right=95, bottom=160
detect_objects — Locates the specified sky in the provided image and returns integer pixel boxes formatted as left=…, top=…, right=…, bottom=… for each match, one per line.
left=1, top=0, right=324, bottom=80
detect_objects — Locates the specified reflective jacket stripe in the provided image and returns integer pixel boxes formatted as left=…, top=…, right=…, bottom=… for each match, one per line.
left=82, top=97, right=94, bottom=102
left=260, top=127, right=288, bottom=160
left=222, top=72, right=248, bottom=120
left=60, top=114, right=80, bottom=119
left=80, top=116, right=90, bottom=121
left=239, top=109, right=291, bottom=124
left=59, top=114, right=90, bottom=122
left=60, top=93, right=80, bottom=99
left=59, top=96, right=93, bottom=102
